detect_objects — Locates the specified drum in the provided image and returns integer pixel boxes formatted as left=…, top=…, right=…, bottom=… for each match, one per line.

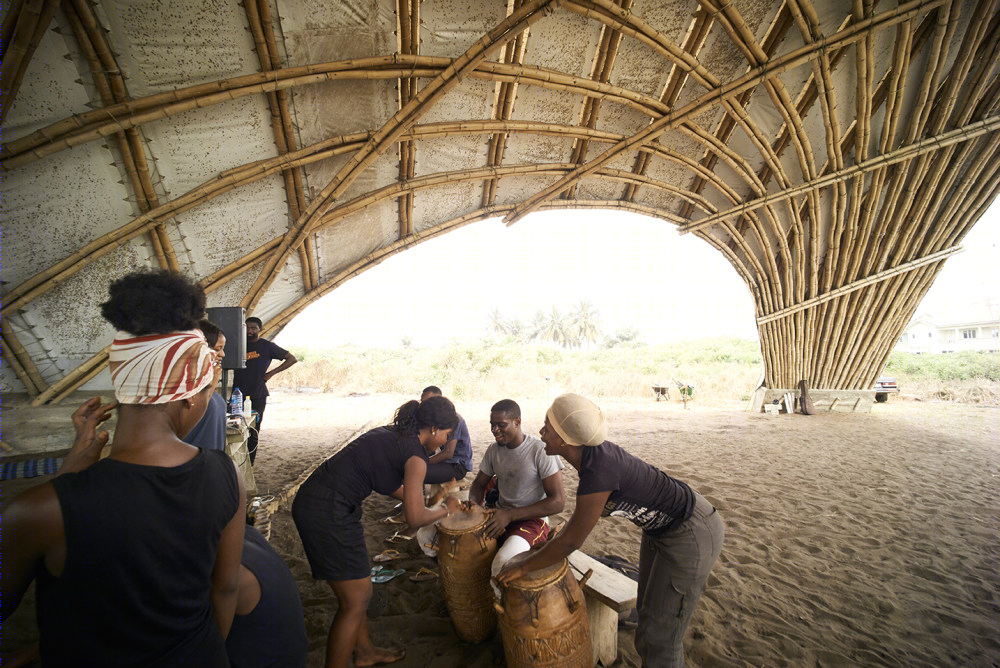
left=496, top=559, right=592, bottom=668
left=437, top=505, right=499, bottom=643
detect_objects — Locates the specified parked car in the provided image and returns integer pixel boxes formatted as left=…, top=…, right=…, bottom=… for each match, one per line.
left=873, top=376, right=900, bottom=402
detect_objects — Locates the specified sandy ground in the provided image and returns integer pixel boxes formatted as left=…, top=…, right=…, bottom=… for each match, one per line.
left=3, top=392, right=999, bottom=667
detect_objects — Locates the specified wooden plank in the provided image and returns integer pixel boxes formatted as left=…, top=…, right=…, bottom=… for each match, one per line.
left=568, top=550, right=637, bottom=613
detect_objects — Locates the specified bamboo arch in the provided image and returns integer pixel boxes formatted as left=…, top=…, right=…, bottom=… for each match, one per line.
left=2, top=0, right=998, bottom=404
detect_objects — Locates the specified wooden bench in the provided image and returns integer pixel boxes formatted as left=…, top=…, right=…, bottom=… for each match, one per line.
left=568, top=550, right=638, bottom=667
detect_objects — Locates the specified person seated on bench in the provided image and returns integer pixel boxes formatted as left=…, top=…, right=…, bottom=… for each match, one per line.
left=468, top=399, right=565, bottom=584
left=497, top=393, right=724, bottom=668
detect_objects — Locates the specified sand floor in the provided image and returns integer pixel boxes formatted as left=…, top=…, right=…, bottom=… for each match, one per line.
left=3, top=392, right=998, bottom=667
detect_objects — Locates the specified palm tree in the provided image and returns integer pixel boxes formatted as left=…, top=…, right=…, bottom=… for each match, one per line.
left=489, top=307, right=509, bottom=336
left=528, top=310, right=548, bottom=342
left=541, top=306, right=577, bottom=348
left=570, top=300, right=601, bottom=348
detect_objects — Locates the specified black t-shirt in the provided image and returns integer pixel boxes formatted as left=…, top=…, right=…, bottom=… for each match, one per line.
left=226, top=526, right=308, bottom=668
left=577, top=441, right=695, bottom=534
left=37, top=450, right=238, bottom=666
left=305, top=426, right=428, bottom=507
left=232, top=337, right=289, bottom=399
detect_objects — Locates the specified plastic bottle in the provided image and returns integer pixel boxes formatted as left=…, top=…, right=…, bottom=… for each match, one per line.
left=230, top=388, right=243, bottom=416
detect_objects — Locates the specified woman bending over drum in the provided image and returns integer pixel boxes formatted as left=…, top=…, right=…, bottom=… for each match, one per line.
left=496, top=393, right=724, bottom=668
left=292, top=397, right=462, bottom=668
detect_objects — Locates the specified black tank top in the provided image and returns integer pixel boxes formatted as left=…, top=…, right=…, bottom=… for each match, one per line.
left=36, top=449, right=239, bottom=667
left=302, top=426, right=427, bottom=506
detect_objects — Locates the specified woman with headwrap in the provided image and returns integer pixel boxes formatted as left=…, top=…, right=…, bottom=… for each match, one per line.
left=496, top=393, right=724, bottom=668
left=292, top=396, right=461, bottom=668
left=2, top=270, right=246, bottom=666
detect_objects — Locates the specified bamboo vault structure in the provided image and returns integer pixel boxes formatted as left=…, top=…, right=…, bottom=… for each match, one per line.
left=2, top=0, right=999, bottom=404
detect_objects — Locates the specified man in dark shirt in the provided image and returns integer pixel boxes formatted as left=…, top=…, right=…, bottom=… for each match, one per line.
left=232, top=317, right=297, bottom=465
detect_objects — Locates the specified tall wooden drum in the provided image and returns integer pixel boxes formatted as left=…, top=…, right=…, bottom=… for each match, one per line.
left=437, top=505, right=499, bottom=643
left=496, top=559, right=592, bottom=668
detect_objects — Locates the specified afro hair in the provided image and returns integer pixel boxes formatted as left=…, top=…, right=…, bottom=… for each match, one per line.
left=100, top=270, right=206, bottom=335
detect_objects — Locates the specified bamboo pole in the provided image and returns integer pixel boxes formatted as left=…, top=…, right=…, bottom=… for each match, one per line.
left=241, top=0, right=560, bottom=314
left=63, top=0, right=181, bottom=270
left=6, top=119, right=745, bottom=318
left=4, top=56, right=673, bottom=171
left=756, top=245, right=962, bottom=325
left=503, top=0, right=951, bottom=225
left=0, top=0, right=58, bottom=122
left=679, top=114, right=1000, bottom=234
left=2, top=336, right=41, bottom=396
left=2, top=327, right=48, bottom=395
left=622, top=7, right=715, bottom=202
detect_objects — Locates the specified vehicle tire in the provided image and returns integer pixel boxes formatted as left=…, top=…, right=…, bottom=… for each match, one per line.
left=875, top=393, right=888, bottom=403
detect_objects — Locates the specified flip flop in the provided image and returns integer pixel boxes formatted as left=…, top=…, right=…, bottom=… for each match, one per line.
left=385, top=532, right=415, bottom=544
left=373, top=549, right=403, bottom=563
left=379, top=514, right=406, bottom=525
left=409, top=566, right=438, bottom=582
left=372, top=568, right=406, bottom=584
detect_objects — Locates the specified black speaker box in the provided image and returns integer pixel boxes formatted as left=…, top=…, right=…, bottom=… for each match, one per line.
left=205, top=306, right=246, bottom=370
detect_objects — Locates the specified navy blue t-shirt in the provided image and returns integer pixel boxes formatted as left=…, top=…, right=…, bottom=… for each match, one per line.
left=233, top=338, right=289, bottom=399
left=183, top=392, right=227, bottom=451
left=577, top=441, right=694, bottom=534
left=445, top=415, right=474, bottom=471
left=226, top=526, right=308, bottom=668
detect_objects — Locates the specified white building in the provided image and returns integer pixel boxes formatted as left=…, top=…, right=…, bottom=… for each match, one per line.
left=895, top=302, right=1000, bottom=353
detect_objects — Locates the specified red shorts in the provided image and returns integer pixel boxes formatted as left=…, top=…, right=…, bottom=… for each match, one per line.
left=501, top=518, right=550, bottom=546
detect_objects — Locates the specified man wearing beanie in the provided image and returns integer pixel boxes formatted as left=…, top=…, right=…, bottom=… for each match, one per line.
left=468, top=399, right=566, bottom=586
left=497, top=393, right=724, bottom=668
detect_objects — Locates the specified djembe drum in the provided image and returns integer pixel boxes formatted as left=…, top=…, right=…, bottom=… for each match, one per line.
left=437, top=505, right=498, bottom=643
left=495, top=559, right=592, bottom=668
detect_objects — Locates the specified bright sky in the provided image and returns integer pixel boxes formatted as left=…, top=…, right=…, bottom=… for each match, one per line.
left=276, top=204, right=1000, bottom=349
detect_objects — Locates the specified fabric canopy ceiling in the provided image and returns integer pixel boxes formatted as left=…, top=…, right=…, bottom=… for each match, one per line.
left=2, top=0, right=999, bottom=402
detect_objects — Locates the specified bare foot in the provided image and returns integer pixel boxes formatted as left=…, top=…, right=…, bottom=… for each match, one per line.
left=354, top=646, right=405, bottom=666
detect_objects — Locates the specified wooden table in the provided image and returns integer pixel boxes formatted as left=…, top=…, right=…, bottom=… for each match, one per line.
left=225, top=419, right=257, bottom=495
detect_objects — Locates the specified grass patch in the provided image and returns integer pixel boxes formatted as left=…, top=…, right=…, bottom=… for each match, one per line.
left=268, top=340, right=1000, bottom=406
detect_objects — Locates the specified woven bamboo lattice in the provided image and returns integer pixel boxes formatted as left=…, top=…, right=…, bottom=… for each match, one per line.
left=2, top=0, right=998, bottom=403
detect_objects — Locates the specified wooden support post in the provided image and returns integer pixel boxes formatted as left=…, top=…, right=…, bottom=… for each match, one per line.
left=568, top=550, right=637, bottom=667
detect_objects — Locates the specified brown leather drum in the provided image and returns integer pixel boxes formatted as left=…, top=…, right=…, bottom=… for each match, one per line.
left=496, top=559, right=592, bottom=668
left=437, top=505, right=499, bottom=643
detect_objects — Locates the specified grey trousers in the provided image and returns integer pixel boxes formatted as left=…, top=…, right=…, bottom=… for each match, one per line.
left=635, top=492, right=724, bottom=667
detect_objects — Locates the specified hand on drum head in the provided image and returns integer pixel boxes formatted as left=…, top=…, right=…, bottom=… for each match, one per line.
left=495, top=551, right=531, bottom=586
left=444, top=496, right=462, bottom=514
left=482, top=507, right=513, bottom=539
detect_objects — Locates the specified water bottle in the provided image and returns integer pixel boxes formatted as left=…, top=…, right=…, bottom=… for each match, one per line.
left=230, top=388, right=243, bottom=417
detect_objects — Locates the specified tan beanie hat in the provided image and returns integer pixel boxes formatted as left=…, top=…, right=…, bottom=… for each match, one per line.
left=547, top=393, right=606, bottom=446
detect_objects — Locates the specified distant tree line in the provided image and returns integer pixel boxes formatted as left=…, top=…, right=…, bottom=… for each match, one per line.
left=488, top=301, right=640, bottom=349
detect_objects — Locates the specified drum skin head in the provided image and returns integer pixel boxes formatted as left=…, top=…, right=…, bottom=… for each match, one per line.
left=513, top=559, right=567, bottom=588
left=439, top=504, right=487, bottom=532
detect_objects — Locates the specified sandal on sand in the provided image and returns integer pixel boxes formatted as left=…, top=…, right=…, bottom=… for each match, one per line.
left=372, top=568, right=406, bottom=584
left=409, top=567, right=438, bottom=582
left=373, top=549, right=403, bottom=563
left=385, top=531, right=415, bottom=544
left=379, top=514, right=406, bottom=525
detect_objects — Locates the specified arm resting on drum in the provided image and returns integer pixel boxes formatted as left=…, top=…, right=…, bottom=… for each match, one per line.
left=401, top=456, right=458, bottom=527
left=496, top=491, right=608, bottom=584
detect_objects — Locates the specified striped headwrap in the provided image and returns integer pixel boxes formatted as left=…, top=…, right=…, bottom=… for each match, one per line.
left=109, top=330, right=215, bottom=404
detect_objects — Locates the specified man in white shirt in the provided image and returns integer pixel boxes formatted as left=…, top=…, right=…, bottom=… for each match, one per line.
left=469, top=399, right=566, bottom=582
